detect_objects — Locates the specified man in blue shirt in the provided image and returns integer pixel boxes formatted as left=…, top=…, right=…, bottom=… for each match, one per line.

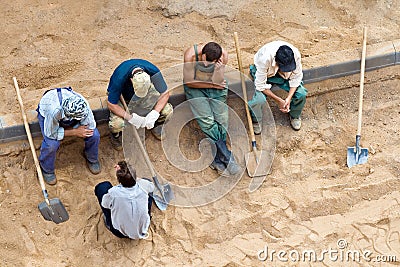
left=107, top=59, right=173, bottom=150
left=37, top=87, right=101, bottom=185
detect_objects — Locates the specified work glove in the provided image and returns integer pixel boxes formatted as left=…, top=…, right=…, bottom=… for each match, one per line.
left=144, top=110, right=160, bottom=129
left=128, top=113, right=146, bottom=129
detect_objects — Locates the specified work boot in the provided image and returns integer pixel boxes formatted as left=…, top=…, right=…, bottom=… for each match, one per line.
left=290, top=116, right=302, bottom=131
left=110, top=132, right=122, bottom=151
left=83, top=150, right=101, bottom=175
left=253, top=121, right=262, bottom=135
left=40, top=165, right=57, bottom=185
left=151, top=125, right=164, bottom=141
left=209, top=158, right=230, bottom=177
left=214, top=139, right=242, bottom=176
left=226, top=156, right=242, bottom=176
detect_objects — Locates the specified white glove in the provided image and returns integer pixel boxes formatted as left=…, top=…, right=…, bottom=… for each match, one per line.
left=128, top=113, right=146, bottom=129
left=144, top=110, right=160, bottom=129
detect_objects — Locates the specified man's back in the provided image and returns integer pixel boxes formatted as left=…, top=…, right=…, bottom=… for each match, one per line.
left=101, top=179, right=153, bottom=239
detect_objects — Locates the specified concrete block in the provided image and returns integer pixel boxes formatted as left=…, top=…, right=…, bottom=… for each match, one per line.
left=393, top=39, right=400, bottom=64
left=303, top=39, right=399, bottom=84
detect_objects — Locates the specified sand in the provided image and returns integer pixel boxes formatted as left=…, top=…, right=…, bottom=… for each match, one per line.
left=0, top=1, right=399, bottom=266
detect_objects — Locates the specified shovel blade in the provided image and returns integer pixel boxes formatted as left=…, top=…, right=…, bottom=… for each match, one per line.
left=151, top=193, right=168, bottom=211
left=245, top=149, right=269, bottom=177
left=152, top=176, right=174, bottom=211
left=38, top=198, right=69, bottom=224
left=347, top=146, right=369, bottom=168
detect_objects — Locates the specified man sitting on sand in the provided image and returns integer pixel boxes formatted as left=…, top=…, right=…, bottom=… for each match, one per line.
left=94, top=161, right=154, bottom=239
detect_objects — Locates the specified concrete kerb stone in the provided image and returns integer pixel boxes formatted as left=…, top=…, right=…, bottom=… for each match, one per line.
left=1, top=39, right=399, bottom=143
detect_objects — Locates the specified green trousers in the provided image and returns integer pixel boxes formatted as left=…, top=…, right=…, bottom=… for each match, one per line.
left=184, top=85, right=228, bottom=142
left=248, top=65, right=308, bottom=121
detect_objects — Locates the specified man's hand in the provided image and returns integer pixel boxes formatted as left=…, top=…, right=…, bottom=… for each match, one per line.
left=128, top=113, right=146, bottom=129
left=75, top=125, right=94, bottom=138
left=144, top=110, right=160, bottom=129
left=282, top=97, right=291, bottom=113
left=214, top=58, right=224, bottom=71
left=278, top=98, right=290, bottom=113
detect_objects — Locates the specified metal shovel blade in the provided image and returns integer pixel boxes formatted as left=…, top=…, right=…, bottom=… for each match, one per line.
left=38, top=198, right=69, bottom=224
left=152, top=175, right=174, bottom=211
left=347, top=146, right=369, bottom=168
left=245, top=149, right=269, bottom=178
left=347, top=135, right=369, bottom=168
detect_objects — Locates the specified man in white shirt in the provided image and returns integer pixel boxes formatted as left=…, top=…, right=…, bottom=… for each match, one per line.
left=37, top=87, right=101, bottom=185
left=248, top=41, right=308, bottom=132
left=94, top=161, right=154, bottom=239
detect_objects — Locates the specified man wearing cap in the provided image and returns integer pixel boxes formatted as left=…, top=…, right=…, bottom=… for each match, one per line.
left=248, top=41, right=308, bottom=131
left=37, top=87, right=101, bottom=185
left=107, top=59, right=172, bottom=150
left=183, top=42, right=241, bottom=176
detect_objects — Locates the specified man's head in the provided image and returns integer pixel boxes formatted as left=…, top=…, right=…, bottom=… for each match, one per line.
left=275, top=45, right=296, bottom=72
left=61, top=95, right=88, bottom=120
left=115, top=160, right=136, bottom=187
left=201, top=42, right=222, bottom=62
left=131, top=68, right=151, bottom=98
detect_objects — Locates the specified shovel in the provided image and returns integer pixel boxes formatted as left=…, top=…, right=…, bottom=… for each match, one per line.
left=120, top=96, right=173, bottom=210
left=347, top=27, right=369, bottom=168
left=234, top=32, right=268, bottom=177
left=13, top=77, right=69, bottom=224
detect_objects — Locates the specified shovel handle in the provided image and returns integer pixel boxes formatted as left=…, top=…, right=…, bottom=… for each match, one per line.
left=357, top=27, right=367, bottom=136
left=13, top=77, right=50, bottom=204
left=234, top=32, right=257, bottom=143
left=119, top=96, right=157, bottom=178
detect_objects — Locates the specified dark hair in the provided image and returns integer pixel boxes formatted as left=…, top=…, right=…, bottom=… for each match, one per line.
left=116, top=161, right=136, bottom=187
left=202, top=42, right=222, bottom=62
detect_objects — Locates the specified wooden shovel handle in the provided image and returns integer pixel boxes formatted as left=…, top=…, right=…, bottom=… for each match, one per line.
left=234, top=32, right=256, bottom=143
left=119, top=96, right=157, bottom=178
left=13, top=77, right=49, bottom=201
left=357, top=26, right=367, bottom=136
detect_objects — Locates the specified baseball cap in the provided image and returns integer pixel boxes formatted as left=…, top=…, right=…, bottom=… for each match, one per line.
left=275, top=45, right=296, bottom=72
left=131, top=70, right=151, bottom=98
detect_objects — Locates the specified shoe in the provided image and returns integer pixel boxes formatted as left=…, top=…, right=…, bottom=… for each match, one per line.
left=83, top=150, right=101, bottom=175
left=214, top=139, right=242, bottom=176
left=40, top=166, right=57, bottom=185
left=151, top=125, right=164, bottom=141
left=253, top=122, right=262, bottom=135
left=110, top=132, right=122, bottom=151
left=209, top=161, right=229, bottom=177
left=226, top=157, right=242, bottom=175
left=290, top=117, right=302, bottom=131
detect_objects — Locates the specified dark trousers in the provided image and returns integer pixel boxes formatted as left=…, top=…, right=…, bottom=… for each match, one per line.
left=38, top=113, right=100, bottom=173
left=94, top=181, right=153, bottom=238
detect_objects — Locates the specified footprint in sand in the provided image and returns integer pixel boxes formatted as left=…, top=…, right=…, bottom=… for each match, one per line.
left=19, top=225, right=38, bottom=255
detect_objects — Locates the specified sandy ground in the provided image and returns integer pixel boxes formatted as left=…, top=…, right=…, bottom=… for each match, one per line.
left=1, top=1, right=400, bottom=266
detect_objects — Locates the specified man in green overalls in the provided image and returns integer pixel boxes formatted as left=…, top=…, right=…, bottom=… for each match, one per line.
left=183, top=42, right=241, bottom=176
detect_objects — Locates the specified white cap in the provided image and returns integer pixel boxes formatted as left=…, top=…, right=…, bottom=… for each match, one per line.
left=132, top=71, right=151, bottom=98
